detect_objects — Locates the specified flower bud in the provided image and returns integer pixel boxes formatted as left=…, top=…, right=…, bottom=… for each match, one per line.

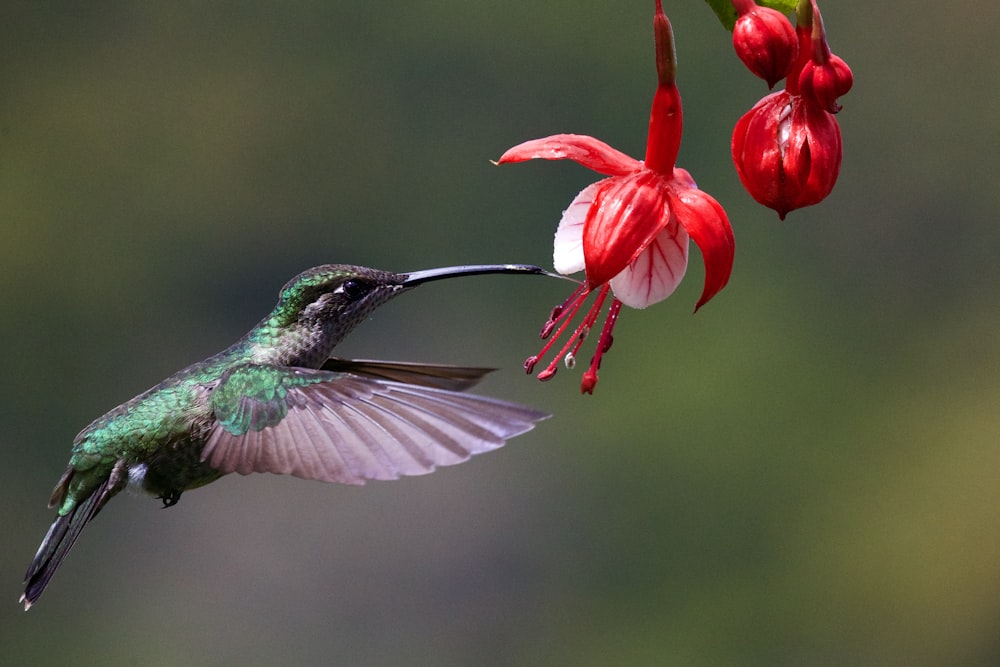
left=798, top=51, right=853, bottom=113
left=731, top=90, right=842, bottom=219
left=793, top=0, right=853, bottom=113
left=732, top=2, right=797, bottom=89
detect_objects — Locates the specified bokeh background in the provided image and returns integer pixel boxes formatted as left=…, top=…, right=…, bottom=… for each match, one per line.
left=2, top=1, right=997, bottom=665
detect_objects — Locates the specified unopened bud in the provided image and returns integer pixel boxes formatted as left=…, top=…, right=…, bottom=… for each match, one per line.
left=732, top=2, right=797, bottom=89
left=731, top=90, right=842, bottom=219
left=798, top=52, right=853, bottom=113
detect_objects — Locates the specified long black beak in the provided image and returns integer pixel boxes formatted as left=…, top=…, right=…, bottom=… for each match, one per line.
left=402, top=264, right=552, bottom=287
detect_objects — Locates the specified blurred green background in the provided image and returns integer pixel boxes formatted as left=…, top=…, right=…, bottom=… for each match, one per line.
left=2, top=1, right=997, bottom=665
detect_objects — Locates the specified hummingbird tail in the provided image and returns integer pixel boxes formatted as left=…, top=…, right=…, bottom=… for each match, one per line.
left=21, top=473, right=118, bottom=610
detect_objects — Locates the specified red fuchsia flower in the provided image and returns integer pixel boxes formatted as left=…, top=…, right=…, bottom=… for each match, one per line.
left=731, top=0, right=797, bottom=89
left=731, top=0, right=853, bottom=220
left=496, top=0, right=735, bottom=394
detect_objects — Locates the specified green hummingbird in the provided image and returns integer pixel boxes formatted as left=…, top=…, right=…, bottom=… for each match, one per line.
left=21, top=262, right=551, bottom=609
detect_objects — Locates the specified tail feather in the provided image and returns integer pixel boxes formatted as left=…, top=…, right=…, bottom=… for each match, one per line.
left=22, top=466, right=123, bottom=610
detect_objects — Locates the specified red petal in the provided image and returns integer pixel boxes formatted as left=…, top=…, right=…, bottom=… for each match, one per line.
left=732, top=92, right=788, bottom=208
left=668, top=184, right=735, bottom=311
left=582, top=171, right=671, bottom=288
left=496, top=134, right=641, bottom=177
left=784, top=102, right=842, bottom=208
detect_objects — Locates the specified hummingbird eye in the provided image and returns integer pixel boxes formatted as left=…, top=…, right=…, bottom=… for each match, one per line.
left=339, top=279, right=370, bottom=301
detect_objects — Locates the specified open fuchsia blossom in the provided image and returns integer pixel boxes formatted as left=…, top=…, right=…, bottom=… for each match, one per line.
left=497, top=0, right=735, bottom=394
left=731, top=0, right=853, bottom=219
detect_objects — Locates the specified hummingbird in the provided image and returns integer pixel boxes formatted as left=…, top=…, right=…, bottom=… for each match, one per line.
left=21, top=262, right=551, bottom=609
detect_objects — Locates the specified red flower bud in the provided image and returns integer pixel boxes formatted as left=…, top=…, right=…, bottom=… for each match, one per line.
left=731, top=90, right=842, bottom=219
left=793, top=0, right=853, bottom=113
left=732, top=0, right=797, bottom=89
left=798, top=53, right=853, bottom=113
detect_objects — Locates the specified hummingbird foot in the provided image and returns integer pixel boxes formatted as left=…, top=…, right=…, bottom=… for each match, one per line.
left=159, top=489, right=183, bottom=508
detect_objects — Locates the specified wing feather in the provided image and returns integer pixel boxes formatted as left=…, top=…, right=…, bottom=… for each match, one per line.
left=341, top=399, right=438, bottom=474
left=201, top=367, right=548, bottom=484
left=320, top=358, right=493, bottom=391
left=337, top=401, right=412, bottom=478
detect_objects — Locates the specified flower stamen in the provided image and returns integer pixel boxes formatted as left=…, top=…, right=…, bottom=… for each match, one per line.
left=581, top=297, right=622, bottom=394
left=526, top=285, right=591, bottom=378
left=540, top=283, right=589, bottom=339
left=526, top=285, right=622, bottom=392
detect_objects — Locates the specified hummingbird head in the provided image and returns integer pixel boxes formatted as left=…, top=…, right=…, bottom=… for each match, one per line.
left=253, top=263, right=550, bottom=366
left=273, top=265, right=402, bottom=331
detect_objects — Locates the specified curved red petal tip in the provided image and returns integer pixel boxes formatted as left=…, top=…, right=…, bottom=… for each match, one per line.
left=669, top=187, right=735, bottom=312
left=496, top=134, right=640, bottom=177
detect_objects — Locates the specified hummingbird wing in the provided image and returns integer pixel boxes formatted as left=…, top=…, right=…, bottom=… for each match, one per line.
left=201, top=364, right=548, bottom=484
left=320, top=357, right=493, bottom=391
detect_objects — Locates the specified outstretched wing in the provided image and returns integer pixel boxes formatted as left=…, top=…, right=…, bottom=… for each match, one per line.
left=202, top=364, right=548, bottom=485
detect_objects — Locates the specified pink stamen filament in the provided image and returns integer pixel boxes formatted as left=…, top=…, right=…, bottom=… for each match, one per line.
left=526, top=285, right=620, bottom=390
left=567, top=286, right=610, bottom=363
left=525, top=285, right=591, bottom=376
left=536, top=305, right=593, bottom=381
left=580, top=298, right=622, bottom=394
left=540, top=283, right=588, bottom=339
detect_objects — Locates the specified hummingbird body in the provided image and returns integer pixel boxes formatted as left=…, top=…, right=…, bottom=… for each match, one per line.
left=23, top=263, right=549, bottom=609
